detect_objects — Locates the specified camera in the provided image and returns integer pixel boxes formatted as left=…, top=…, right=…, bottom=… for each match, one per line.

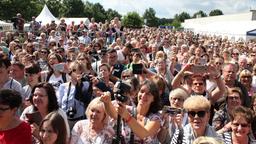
left=163, top=106, right=183, bottom=116
left=114, top=81, right=131, bottom=103
left=66, top=107, right=77, bottom=118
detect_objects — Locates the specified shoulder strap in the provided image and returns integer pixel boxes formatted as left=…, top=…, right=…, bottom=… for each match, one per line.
left=62, top=73, right=67, bottom=83
left=222, top=132, right=232, bottom=144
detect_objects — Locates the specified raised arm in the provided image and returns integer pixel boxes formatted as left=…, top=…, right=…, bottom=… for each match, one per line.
left=117, top=103, right=161, bottom=139
left=100, top=92, right=118, bottom=120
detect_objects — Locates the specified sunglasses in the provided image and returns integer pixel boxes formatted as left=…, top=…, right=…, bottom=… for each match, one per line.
left=228, top=96, right=240, bottom=100
left=188, top=110, right=207, bottom=118
left=41, top=51, right=48, bottom=54
left=232, top=123, right=249, bottom=128
left=232, top=53, right=239, bottom=55
left=0, top=107, right=10, bottom=111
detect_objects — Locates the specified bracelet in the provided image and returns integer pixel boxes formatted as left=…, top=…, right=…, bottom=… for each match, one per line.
left=125, top=114, right=133, bottom=123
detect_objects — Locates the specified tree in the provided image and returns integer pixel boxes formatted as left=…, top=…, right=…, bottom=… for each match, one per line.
left=0, top=0, right=43, bottom=21
left=122, top=12, right=143, bottom=28
left=105, top=8, right=122, bottom=21
left=209, top=9, right=223, bottom=16
left=174, top=12, right=190, bottom=22
left=45, top=0, right=63, bottom=17
left=62, top=0, right=85, bottom=17
left=143, top=7, right=158, bottom=27
left=192, top=10, right=207, bottom=18
left=91, top=3, right=106, bottom=22
left=171, top=19, right=181, bottom=28
left=84, top=1, right=94, bottom=19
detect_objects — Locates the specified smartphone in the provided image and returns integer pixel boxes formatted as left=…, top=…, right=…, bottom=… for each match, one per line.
left=25, top=111, right=42, bottom=125
left=192, top=65, right=207, bottom=73
left=53, top=63, right=65, bottom=72
left=132, top=63, right=143, bottom=74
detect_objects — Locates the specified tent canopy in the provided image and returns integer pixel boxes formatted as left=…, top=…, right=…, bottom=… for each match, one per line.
left=36, top=5, right=58, bottom=25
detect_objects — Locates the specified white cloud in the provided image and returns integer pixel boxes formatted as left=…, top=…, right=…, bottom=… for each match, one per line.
left=85, top=0, right=255, bottom=18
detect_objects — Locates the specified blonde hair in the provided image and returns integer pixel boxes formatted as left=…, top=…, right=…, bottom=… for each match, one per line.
left=239, top=69, right=252, bottom=78
left=155, top=51, right=166, bottom=60
left=169, top=88, right=189, bottom=102
left=193, top=136, right=223, bottom=144
left=183, top=95, right=211, bottom=111
left=85, top=97, right=109, bottom=125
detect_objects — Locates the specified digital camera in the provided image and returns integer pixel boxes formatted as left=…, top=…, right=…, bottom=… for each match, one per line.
left=66, top=107, right=77, bottom=118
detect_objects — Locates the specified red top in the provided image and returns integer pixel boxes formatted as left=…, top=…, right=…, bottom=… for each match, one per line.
left=0, top=121, right=32, bottom=144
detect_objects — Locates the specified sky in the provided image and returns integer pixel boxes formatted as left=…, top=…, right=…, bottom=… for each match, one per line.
left=85, top=0, right=256, bottom=18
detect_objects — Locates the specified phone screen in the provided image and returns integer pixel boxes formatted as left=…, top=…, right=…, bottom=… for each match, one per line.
left=53, top=63, right=65, bottom=72
left=25, top=112, right=42, bottom=125
left=192, top=65, right=207, bottom=73
left=132, top=64, right=143, bottom=74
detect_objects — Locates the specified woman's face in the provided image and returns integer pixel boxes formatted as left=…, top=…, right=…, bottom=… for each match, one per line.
left=137, top=85, right=154, bottom=106
left=240, top=74, right=252, bottom=87
left=187, top=108, right=209, bottom=133
left=48, top=55, right=59, bottom=66
left=170, top=96, right=184, bottom=109
left=70, top=68, right=83, bottom=81
left=40, top=121, right=58, bottom=144
left=88, top=105, right=105, bottom=124
left=191, top=78, right=206, bottom=94
left=26, top=73, right=40, bottom=85
left=156, top=60, right=166, bottom=71
left=231, top=116, right=250, bottom=138
left=33, top=88, right=49, bottom=111
left=100, top=65, right=110, bottom=78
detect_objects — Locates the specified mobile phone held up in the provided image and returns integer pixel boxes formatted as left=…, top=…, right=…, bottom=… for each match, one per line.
left=192, top=65, right=207, bottom=74
left=53, top=63, right=65, bottom=72
left=132, top=63, right=143, bottom=74
left=25, top=111, right=42, bottom=125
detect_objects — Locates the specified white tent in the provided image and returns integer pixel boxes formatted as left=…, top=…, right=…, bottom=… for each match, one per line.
left=36, top=5, right=58, bottom=25
left=0, top=20, right=13, bottom=31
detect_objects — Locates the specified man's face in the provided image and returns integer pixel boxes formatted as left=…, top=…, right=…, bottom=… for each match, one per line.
left=223, top=65, right=237, bottom=82
left=0, top=66, right=9, bottom=83
left=108, top=52, right=117, bottom=66
left=10, top=65, right=24, bottom=80
left=191, top=77, right=206, bottom=94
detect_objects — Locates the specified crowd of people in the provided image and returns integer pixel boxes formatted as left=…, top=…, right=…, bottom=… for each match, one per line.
left=0, top=13, right=256, bottom=144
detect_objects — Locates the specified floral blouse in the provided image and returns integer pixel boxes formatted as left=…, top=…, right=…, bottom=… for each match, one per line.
left=70, top=119, right=114, bottom=144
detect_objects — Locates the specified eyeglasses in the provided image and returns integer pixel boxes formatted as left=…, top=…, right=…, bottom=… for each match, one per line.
left=40, top=51, right=48, bottom=54
left=215, top=62, right=223, bottom=65
left=232, top=122, right=249, bottom=128
left=241, top=76, right=251, bottom=79
left=0, top=107, right=10, bottom=111
left=188, top=110, right=207, bottom=118
left=122, top=75, right=131, bottom=79
left=228, top=96, right=240, bottom=100
left=171, top=97, right=184, bottom=102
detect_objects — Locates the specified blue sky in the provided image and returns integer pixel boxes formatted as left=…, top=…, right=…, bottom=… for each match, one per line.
left=85, top=0, right=256, bottom=18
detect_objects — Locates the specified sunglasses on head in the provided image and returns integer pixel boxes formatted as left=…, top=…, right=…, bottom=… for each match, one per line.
left=188, top=110, right=207, bottom=118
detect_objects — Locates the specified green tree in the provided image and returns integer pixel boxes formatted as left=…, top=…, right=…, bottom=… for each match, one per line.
left=209, top=9, right=223, bottom=16
left=84, top=1, right=94, bottom=18
left=143, top=7, right=159, bottom=27
left=62, top=0, right=85, bottom=17
left=122, top=11, right=143, bottom=28
left=171, top=19, right=181, bottom=28
left=174, top=12, right=190, bottom=22
left=45, top=0, right=63, bottom=17
left=0, top=0, right=43, bottom=21
left=91, top=3, right=106, bottom=22
left=105, top=8, right=122, bottom=21
left=192, top=10, right=207, bottom=18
